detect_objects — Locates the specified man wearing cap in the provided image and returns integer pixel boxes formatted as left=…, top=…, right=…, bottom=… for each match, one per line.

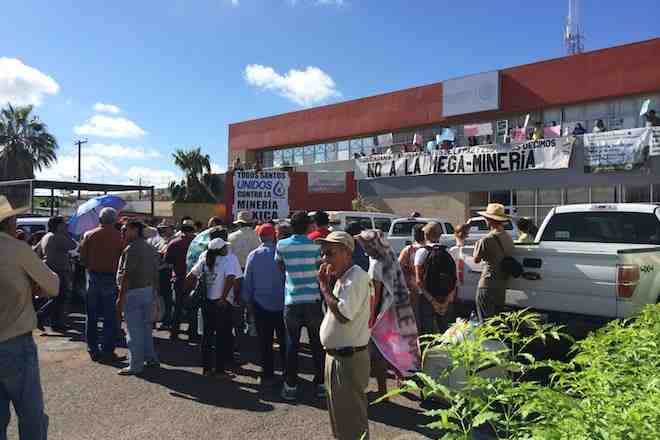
left=0, top=196, right=59, bottom=439
left=242, top=223, right=286, bottom=386
left=79, top=207, right=125, bottom=361
left=165, top=218, right=198, bottom=341
left=308, top=210, right=331, bottom=241
left=473, top=203, right=515, bottom=321
left=316, top=231, right=372, bottom=440
left=275, top=211, right=325, bottom=401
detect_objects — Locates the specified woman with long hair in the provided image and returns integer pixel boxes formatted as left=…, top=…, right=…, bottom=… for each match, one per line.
left=186, top=238, right=242, bottom=378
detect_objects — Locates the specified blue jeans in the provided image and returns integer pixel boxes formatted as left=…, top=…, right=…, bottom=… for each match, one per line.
left=0, top=333, right=48, bottom=440
left=124, top=287, right=158, bottom=372
left=283, top=302, right=325, bottom=387
left=85, top=272, right=119, bottom=355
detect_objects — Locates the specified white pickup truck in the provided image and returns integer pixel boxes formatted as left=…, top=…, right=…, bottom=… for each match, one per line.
left=387, top=217, right=456, bottom=255
left=458, top=204, right=660, bottom=319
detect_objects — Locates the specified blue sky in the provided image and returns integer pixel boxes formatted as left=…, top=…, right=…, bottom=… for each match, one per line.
left=0, top=0, right=656, bottom=187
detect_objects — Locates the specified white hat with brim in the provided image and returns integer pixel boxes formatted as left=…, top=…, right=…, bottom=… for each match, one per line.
left=233, top=211, right=254, bottom=225
left=0, top=196, right=29, bottom=223
left=478, top=203, right=509, bottom=222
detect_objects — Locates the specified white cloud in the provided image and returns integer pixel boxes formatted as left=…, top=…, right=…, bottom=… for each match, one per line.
left=230, top=0, right=239, bottom=5
left=75, top=115, right=147, bottom=139
left=90, top=143, right=161, bottom=160
left=0, top=58, right=60, bottom=107
left=125, top=166, right=180, bottom=188
left=93, top=102, right=121, bottom=114
left=245, top=64, right=340, bottom=106
left=37, top=154, right=121, bottom=182
left=210, top=162, right=226, bottom=173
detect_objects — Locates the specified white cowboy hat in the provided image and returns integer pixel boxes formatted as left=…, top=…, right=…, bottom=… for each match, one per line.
left=0, top=196, right=29, bottom=223
left=233, top=211, right=254, bottom=225
left=478, top=203, right=510, bottom=222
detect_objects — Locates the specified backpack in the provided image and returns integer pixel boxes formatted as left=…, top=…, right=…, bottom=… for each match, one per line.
left=422, top=245, right=457, bottom=299
left=494, top=235, right=523, bottom=279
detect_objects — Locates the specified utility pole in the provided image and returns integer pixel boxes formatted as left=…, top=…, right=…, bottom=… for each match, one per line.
left=565, top=0, right=585, bottom=55
left=75, top=138, right=88, bottom=199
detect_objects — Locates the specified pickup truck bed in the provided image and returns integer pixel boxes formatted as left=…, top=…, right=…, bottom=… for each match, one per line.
left=457, top=204, right=660, bottom=319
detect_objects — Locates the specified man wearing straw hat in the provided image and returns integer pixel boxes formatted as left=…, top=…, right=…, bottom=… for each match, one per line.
left=0, top=196, right=60, bottom=439
left=473, top=203, right=515, bottom=321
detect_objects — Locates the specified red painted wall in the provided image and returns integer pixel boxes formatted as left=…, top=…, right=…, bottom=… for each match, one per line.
left=229, top=38, right=660, bottom=152
left=224, top=171, right=356, bottom=222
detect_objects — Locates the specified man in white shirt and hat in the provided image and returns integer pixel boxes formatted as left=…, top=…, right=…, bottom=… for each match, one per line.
left=0, top=196, right=60, bottom=439
left=316, top=231, right=372, bottom=440
left=228, top=211, right=261, bottom=358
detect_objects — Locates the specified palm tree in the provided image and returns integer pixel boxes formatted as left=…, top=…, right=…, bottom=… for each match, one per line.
left=171, top=147, right=216, bottom=202
left=0, top=104, right=58, bottom=181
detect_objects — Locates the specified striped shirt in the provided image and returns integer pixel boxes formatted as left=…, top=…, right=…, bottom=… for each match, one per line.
left=275, top=234, right=321, bottom=305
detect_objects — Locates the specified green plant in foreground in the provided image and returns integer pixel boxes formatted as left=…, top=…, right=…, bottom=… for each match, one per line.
left=377, top=305, right=660, bottom=440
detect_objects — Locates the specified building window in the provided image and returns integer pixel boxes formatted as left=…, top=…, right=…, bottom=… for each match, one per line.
left=281, top=149, right=293, bottom=166
left=513, top=189, right=535, bottom=206
left=538, top=188, right=562, bottom=206
left=273, top=150, right=283, bottom=168
left=294, top=147, right=304, bottom=166
left=624, top=185, right=651, bottom=203
left=314, top=144, right=326, bottom=163
left=337, top=140, right=350, bottom=160
left=469, top=192, right=488, bottom=207
left=591, top=186, right=618, bottom=203
left=326, top=142, right=338, bottom=162
left=303, top=145, right=314, bottom=164
left=565, top=187, right=588, bottom=204
left=262, top=150, right=274, bottom=168
left=350, top=138, right=363, bottom=157
left=489, top=190, right=511, bottom=206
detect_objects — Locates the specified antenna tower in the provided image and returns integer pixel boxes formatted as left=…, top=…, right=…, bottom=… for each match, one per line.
left=565, top=0, right=585, bottom=55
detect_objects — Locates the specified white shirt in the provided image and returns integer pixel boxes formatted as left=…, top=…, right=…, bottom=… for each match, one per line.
left=320, top=265, right=372, bottom=350
left=448, top=245, right=464, bottom=262
left=191, top=251, right=242, bottom=304
left=413, top=242, right=442, bottom=267
left=368, top=258, right=384, bottom=283
left=228, top=227, right=261, bottom=268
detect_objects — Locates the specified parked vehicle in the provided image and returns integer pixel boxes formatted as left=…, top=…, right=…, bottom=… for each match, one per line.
left=16, top=216, right=50, bottom=238
left=466, top=216, right=517, bottom=243
left=324, top=211, right=399, bottom=233
left=387, top=217, right=456, bottom=255
left=459, top=204, right=660, bottom=319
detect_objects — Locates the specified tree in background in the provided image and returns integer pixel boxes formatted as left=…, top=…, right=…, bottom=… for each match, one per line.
left=170, top=147, right=222, bottom=203
left=0, top=104, right=58, bottom=181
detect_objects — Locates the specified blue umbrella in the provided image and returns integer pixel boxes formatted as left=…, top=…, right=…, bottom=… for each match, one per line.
left=68, top=195, right=126, bottom=236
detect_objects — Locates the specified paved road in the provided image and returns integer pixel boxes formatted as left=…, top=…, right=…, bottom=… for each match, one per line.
left=8, top=314, right=436, bottom=440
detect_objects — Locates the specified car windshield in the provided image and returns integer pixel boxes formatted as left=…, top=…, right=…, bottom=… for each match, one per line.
left=541, top=212, right=660, bottom=244
left=391, top=221, right=424, bottom=236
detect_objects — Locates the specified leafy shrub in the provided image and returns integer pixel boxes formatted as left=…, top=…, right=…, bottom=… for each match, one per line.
left=380, top=305, right=660, bottom=440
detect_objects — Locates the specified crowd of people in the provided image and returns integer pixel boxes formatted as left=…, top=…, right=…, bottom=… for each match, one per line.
left=1, top=193, right=530, bottom=440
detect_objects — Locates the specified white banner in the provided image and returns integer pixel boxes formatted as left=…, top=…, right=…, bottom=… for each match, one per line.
left=355, top=137, right=575, bottom=179
left=650, top=127, right=660, bottom=156
left=583, top=127, right=651, bottom=173
left=233, top=171, right=289, bottom=222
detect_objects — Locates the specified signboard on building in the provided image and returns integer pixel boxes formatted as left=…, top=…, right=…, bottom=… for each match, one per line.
left=355, top=137, right=575, bottom=179
left=583, top=127, right=652, bottom=173
left=308, top=172, right=346, bottom=193
left=442, top=71, right=500, bottom=117
left=233, top=171, right=289, bottom=222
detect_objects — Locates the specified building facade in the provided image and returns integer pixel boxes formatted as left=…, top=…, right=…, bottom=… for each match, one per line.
left=228, top=38, right=660, bottom=224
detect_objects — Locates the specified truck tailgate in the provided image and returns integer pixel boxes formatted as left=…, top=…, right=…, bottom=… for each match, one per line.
left=616, top=247, right=660, bottom=317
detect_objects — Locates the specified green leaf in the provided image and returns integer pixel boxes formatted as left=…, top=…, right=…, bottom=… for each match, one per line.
left=472, top=410, right=500, bottom=427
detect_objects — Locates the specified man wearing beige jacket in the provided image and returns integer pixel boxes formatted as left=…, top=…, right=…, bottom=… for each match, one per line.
left=0, top=196, right=59, bottom=440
